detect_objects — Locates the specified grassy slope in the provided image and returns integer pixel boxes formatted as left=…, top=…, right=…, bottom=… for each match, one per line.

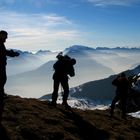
left=0, top=95, right=140, bottom=140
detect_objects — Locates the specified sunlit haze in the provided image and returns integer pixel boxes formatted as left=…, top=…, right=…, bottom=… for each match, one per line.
left=0, top=0, right=140, bottom=51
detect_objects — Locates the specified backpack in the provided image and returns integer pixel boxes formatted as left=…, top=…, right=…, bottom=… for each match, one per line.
left=63, top=55, right=76, bottom=77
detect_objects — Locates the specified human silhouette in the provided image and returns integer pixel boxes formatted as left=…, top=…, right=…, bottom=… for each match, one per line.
left=110, top=72, right=130, bottom=119
left=128, top=75, right=140, bottom=107
left=51, top=52, right=76, bottom=108
left=131, top=75, right=140, bottom=92
left=0, top=30, right=19, bottom=123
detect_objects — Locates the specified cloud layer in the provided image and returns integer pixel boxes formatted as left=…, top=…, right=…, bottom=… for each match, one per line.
left=0, top=10, right=84, bottom=51
left=2, top=0, right=139, bottom=8
left=0, top=0, right=140, bottom=51
left=87, top=0, right=140, bottom=7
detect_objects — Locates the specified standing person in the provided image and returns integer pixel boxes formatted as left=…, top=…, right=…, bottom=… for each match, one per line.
left=51, top=53, right=76, bottom=108
left=0, top=30, right=19, bottom=122
left=110, top=72, right=130, bottom=119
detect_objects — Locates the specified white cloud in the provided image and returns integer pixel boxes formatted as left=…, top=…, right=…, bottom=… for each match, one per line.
left=42, top=14, right=72, bottom=25
left=1, top=0, right=140, bottom=8
left=87, top=0, right=140, bottom=7
left=0, top=10, right=84, bottom=51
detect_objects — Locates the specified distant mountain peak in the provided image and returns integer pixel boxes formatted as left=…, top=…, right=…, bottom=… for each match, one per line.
left=64, top=46, right=140, bottom=54
left=36, top=50, right=51, bottom=55
left=64, top=45, right=95, bottom=53
left=96, top=47, right=140, bottom=50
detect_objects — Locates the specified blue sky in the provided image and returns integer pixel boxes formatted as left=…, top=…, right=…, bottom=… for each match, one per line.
left=0, top=0, right=140, bottom=51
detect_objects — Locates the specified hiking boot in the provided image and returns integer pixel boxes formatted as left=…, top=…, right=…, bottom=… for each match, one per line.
left=121, top=114, right=127, bottom=120
left=3, top=93, right=8, bottom=99
left=49, top=101, right=57, bottom=107
left=0, top=93, right=8, bottom=100
left=109, top=108, right=114, bottom=118
left=62, top=102, right=71, bottom=108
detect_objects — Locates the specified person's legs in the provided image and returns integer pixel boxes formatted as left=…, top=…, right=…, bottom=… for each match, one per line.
left=51, top=80, right=60, bottom=105
left=0, top=67, right=7, bottom=96
left=0, top=67, right=6, bottom=123
left=0, top=97, right=4, bottom=123
left=61, top=79, right=69, bottom=106
left=121, top=97, right=127, bottom=119
left=110, top=95, right=120, bottom=117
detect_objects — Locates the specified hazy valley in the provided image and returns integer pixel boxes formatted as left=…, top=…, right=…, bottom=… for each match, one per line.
left=6, top=45, right=140, bottom=98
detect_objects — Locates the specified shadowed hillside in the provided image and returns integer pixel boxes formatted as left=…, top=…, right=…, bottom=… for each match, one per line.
left=70, top=65, right=140, bottom=101
left=1, top=95, right=140, bottom=140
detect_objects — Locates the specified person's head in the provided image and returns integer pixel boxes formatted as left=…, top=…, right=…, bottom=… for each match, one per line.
left=120, top=72, right=126, bottom=77
left=0, top=30, right=8, bottom=43
left=70, top=58, right=76, bottom=65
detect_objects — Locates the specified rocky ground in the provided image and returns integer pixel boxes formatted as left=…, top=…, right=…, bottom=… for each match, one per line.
left=0, top=95, right=140, bottom=140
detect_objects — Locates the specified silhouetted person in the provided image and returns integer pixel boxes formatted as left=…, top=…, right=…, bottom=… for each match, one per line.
left=110, top=72, right=130, bottom=119
left=0, top=30, right=19, bottom=123
left=51, top=52, right=76, bottom=107
left=128, top=75, right=140, bottom=106
left=132, top=75, right=140, bottom=92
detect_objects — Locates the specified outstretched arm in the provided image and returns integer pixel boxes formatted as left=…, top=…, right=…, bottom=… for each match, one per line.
left=6, top=49, right=20, bottom=57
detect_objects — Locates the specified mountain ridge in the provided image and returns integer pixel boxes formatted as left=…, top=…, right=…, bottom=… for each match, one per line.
left=6, top=45, right=140, bottom=98
left=70, top=64, right=140, bottom=100
left=8, top=45, right=140, bottom=56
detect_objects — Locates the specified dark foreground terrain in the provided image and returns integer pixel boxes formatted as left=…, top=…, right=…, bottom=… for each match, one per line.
left=0, top=95, right=140, bottom=140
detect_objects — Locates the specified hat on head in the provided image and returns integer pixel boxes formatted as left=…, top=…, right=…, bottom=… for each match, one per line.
left=0, top=30, right=8, bottom=35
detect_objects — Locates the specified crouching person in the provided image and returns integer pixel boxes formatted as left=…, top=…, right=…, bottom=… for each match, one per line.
left=110, top=72, right=130, bottom=119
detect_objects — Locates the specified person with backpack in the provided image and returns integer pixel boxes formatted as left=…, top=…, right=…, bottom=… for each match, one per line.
left=0, top=30, right=19, bottom=123
left=110, top=72, right=130, bottom=119
left=51, top=52, right=76, bottom=108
